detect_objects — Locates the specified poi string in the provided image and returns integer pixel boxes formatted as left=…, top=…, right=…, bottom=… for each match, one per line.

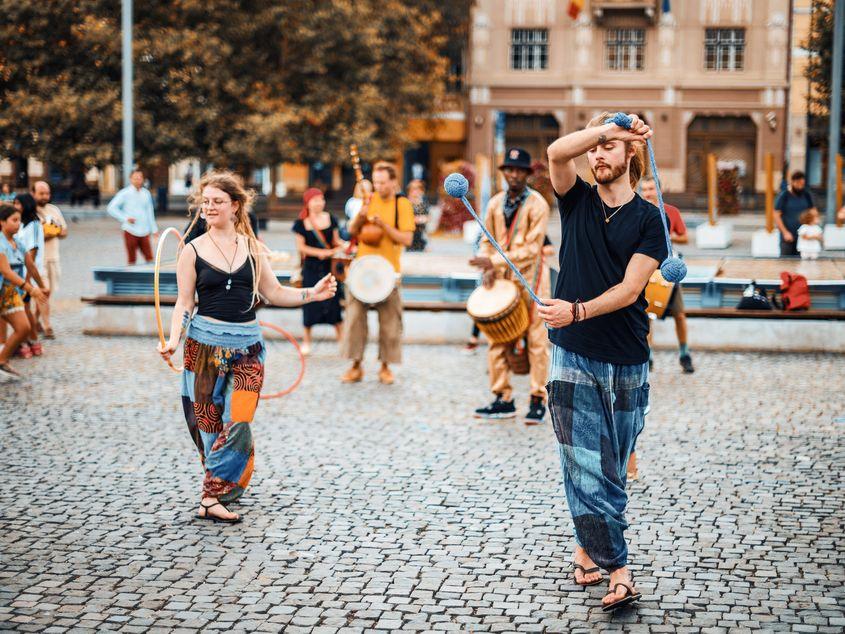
left=443, top=174, right=545, bottom=306
left=604, top=112, right=687, bottom=283
left=153, top=228, right=306, bottom=399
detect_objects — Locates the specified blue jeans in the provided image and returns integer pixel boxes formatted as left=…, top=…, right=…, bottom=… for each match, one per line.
left=546, top=345, right=649, bottom=571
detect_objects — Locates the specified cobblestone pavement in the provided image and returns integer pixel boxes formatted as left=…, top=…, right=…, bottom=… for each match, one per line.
left=1, top=219, right=844, bottom=632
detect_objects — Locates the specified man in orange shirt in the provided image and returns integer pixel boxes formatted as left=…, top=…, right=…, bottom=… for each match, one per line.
left=640, top=177, right=693, bottom=374
left=342, top=163, right=415, bottom=385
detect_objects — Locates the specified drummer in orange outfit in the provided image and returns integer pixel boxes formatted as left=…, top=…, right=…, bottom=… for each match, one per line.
left=471, top=148, right=551, bottom=424
left=341, top=162, right=415, bottom=385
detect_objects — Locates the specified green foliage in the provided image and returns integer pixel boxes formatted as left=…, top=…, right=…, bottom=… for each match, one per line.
left=803, top=0, right=845, bottom=146
left=0, top=0, right=452, bottom=170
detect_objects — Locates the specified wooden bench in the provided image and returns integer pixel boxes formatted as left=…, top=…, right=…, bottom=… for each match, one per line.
left=81, top=295, right=845, bottom=319
left=81, top=295, right=468, bottom=313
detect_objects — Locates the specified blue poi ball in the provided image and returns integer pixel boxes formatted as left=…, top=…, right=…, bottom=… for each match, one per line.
left=661, top=257, right=687, bottom=283
left=444, top=172, right=469, bottom=198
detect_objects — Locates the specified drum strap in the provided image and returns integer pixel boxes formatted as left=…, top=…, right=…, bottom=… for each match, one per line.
left=393, top=195, right=406, bottom=229
left=527, top=255, right=544, bottom=319
left=310, top=225, right=332, bottom=249
left=503, top=202, right=525, bottom=249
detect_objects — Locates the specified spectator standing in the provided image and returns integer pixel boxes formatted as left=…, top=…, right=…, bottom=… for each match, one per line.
left=32, top=181, right=66, bottom=339
left=406, top=179, right=429, bottom=252
left=774, top=171, right=817, bottom=257
left=0, top=183, right=15, bottom=202
left=107, top=169, right=159, bottom=265
left=0, top=204, right=48, bottom=380
left=14, top=194, right=45, bottom=357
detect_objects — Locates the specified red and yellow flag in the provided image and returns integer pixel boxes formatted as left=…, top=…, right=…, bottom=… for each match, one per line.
left=567, top=0, right=584, bottom=20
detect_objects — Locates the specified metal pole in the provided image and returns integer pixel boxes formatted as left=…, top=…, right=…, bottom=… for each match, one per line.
left=707, top=153, right=717, bottom=226
left=765, top=152, right=774, bottom=233
left=825, top=0, right=843, bottom=223
left=122, top=0, right=134, bottom=186
left=782, top=0, right=794, bottom=186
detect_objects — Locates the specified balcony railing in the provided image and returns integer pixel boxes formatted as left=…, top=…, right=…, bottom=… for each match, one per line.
left=592, top=0, right=659, bottom=23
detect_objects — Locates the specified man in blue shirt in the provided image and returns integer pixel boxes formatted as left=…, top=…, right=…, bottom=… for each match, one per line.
left=774, top=171, right=817, bottom=257
left=107, top=169, right=159, bottom=265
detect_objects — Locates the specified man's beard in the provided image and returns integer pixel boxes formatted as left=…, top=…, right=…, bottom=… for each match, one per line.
left=591, top=161, right=627, bottom=185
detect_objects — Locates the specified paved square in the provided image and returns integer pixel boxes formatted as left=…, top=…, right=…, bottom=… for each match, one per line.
left=1, top=219, right=843, bottom=632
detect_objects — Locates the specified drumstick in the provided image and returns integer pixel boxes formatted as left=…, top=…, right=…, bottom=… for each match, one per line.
left=444, top=173, right=545, bottom=307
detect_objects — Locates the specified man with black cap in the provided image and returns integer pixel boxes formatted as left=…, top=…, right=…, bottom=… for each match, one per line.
left=470, top=148, right=551, bottom=424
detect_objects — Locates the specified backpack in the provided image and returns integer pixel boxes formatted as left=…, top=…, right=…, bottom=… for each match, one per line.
left=779, top=272, right=811, bottom=311
left=737, top=282, right=773, bottom=310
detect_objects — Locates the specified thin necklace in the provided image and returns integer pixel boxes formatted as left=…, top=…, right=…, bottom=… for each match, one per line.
left=207, top=233, right=239, bottom=291
left=599, top=193, right=634, bottom=224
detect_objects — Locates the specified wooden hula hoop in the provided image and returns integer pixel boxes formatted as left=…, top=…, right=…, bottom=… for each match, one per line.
left=153, top=227, right=184, bottom=373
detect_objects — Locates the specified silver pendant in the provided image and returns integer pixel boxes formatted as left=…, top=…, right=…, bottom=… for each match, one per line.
left=226, top=278, right=232, bottom=291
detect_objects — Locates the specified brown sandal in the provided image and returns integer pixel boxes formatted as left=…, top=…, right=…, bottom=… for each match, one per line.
left=601, top=579, right=642, bottom=612
left=573, top=563, right=603, bottom=586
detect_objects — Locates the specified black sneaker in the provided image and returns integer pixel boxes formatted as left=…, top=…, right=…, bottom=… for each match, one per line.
left=474, top=395, right=516, bottom=419
left=680, top=354, right=695, bottom=374
left=525, top=396, right=546, bottom=425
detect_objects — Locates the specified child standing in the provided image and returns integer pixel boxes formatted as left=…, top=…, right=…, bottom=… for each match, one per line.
left=796, top=208, right=823, bottom=260
left=0, top=204, right=48, bottom=380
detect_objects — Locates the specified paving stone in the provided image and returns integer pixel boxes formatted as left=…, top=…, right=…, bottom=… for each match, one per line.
left=0, top=218, right=843, bottom=632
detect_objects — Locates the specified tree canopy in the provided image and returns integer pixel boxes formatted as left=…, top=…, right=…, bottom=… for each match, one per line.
left=803, top=0, right=845, bottom=149
left=0, top=0, right=454, bottom=170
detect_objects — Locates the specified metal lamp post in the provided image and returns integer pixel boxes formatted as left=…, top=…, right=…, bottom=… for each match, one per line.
left=122, top=0, right=134, bottom=186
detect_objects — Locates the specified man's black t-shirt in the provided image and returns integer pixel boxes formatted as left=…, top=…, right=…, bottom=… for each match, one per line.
left=551, top=177, right=668, bottom=365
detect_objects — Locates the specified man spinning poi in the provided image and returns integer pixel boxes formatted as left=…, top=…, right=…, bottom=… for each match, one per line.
left=539, top=112, right=667, bottom=611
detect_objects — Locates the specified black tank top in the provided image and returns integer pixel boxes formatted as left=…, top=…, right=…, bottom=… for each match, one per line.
left=191, top=243, right=257, bottom=323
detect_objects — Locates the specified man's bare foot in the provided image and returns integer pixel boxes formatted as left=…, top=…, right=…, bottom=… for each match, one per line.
left=573, top=546, right=602, bottom=585
left=197, top=497, right=240, bottom=522
left=602, top=566, right=640, bottom=609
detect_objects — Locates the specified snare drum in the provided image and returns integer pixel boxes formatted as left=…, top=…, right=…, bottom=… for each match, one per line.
left=346, top=255, right=398, bottom=304
left=466, top=279, right=529, bottom=345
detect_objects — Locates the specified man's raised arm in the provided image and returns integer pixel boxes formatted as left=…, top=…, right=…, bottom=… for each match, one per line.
left=547, top=114, right=652, bottom=196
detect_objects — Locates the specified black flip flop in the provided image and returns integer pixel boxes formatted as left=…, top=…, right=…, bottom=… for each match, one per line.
left=601, top=580, right=642, bottom=612
left=573, top=564, right=603, bottom=586
left=196, top=501, right=242, bottom=524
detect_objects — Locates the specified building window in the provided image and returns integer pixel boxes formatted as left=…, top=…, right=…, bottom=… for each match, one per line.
left=510, top=29, right=548, bottom=70
left=605, top=28, right=645, bottom=71
left=704, top=28, right=745, bottom=71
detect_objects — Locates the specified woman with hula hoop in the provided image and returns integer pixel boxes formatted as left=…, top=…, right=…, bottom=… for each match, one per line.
left=158, top=170, right=336, bottom=524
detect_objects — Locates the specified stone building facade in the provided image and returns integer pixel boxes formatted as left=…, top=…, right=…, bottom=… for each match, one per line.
left=466, top=0, right=791, bottom=194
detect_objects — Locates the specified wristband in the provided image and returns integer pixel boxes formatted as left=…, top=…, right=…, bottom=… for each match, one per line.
left=571, top=299, right=584, bottom=324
